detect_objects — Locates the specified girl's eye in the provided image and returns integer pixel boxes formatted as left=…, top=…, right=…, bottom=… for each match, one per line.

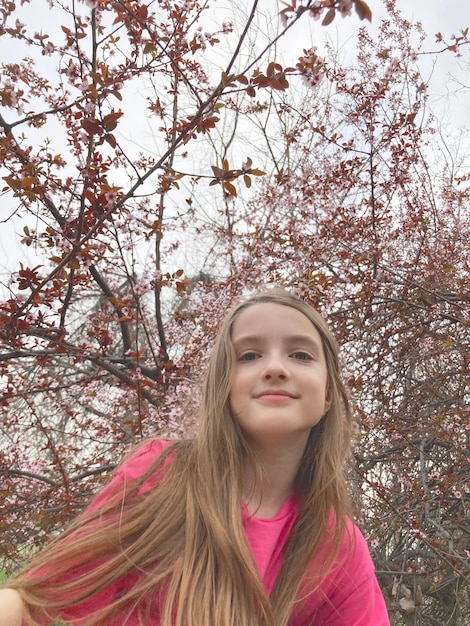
left=291, top=351, right=312, bottom=361
left=239, top=352, right=259, bottom=362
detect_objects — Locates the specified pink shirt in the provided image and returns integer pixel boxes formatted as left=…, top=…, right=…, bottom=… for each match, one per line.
left=61, top=439, right=389, bottom=625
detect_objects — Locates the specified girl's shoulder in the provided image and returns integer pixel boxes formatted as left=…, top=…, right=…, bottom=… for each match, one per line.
left=117, top=437, right=176, bottom=480
left=297, top=519, right=389, bottom=624
left=88, top=439, right=178, bottom=511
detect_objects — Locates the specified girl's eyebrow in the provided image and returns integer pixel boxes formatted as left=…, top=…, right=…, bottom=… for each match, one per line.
left=285, top=335, right=323, bottom=353
left=233, top=334, right=322, bottom=351
left=232, top=335, right=263, bottom=349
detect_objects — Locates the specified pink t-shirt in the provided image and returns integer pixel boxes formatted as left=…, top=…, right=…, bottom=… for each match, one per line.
left=60, top=439, right=389, bottom=625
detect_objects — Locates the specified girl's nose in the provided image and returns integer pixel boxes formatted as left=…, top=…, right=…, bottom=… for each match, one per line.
left=261, top=354, right=290, bottom=380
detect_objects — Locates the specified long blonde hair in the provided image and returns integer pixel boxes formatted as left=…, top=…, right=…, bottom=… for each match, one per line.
left=10, top=288, right=353, bottom=626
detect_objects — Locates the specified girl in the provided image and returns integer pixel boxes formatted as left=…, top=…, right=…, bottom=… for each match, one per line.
left=0, top=289, right=389, bottom=625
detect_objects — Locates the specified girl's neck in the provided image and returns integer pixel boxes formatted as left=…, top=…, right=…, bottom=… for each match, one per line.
left=243, top=485, right=294, bottom=519
left=242, top=437, right=306, bottom=518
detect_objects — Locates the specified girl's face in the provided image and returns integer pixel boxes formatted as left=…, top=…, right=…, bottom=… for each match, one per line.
left=229, top=303, right=331, bottom=448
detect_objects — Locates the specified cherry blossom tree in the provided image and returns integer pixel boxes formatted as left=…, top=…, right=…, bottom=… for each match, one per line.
left=1, top=0, right=469, bottom=623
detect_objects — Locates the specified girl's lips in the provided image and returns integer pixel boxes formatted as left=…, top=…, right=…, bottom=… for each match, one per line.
left=255, top=390, right=296, bottom=399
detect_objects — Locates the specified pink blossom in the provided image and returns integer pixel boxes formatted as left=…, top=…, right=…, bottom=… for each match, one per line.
left=308, top=2, right=323, bottom=20
left=1, top=80, right=19, bottom=107
left=65, top=61, right=80, bottom=81
left=104, top=190, right=118, bottom=208
left=42, top=42, right=55, bottom=56
left=78, top=131, right=89, bottom=144
left=301, top=70, right=323, bottom=89
left=338, top=0, right=353, bottom=17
